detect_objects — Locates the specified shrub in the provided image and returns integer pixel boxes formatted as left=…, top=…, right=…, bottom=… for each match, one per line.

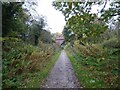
left=74, top=40, right=104, bottom=58
left=65, top=42, right=119, bottom=88
left=102, top=37, right=120, bottom=48
left=2, top=37, right=60, bottom=88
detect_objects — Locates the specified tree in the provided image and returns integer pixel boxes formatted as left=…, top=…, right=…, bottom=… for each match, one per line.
left=53, top=1, right=119, bottom=21
left=53, top=1, right=111, bottom=43
left=62, top=26, right=73, bottom=42
left=52, top=2, right=97, bottom=20
left=40, top=30, right=52, bottom=44
left=100, top=2, right=120, bottom=22
left=2, top=2, right=28, bottom=37
left=29, top=17, right=47, bottom=45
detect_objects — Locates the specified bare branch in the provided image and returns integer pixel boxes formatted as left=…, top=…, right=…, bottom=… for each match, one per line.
left=100, top=0, right=108, bottom=13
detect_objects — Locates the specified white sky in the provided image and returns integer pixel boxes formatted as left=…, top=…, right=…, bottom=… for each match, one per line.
left=36, top=0, right=66, bottom=34
left=91, top=1, right=111, bottom=14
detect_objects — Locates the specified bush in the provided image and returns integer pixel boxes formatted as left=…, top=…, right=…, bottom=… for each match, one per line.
left=2, top=37, right=60, bottom=88
left=65, top=42, right=119, bottom=88
left=74, top=40, right=104, bottom=58
left=102, top=37, right=120, bottom=48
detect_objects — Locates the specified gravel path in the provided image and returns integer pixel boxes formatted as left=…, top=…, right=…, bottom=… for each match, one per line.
left=42, top=50, right=81, bottom=88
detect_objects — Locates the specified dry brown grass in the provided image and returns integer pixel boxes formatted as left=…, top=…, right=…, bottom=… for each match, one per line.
left=74, top=40, right=104, bottom=57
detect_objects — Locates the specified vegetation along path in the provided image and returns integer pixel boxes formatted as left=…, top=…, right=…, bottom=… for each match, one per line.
left=42, top=50, right=81, bottom=88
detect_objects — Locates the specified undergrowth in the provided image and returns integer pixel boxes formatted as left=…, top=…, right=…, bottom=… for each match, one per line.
left=65, top=42, right=119, bottom=88
left=24, top=51, right=60, bottom=88
left=2, top=37, right=61, bottom=88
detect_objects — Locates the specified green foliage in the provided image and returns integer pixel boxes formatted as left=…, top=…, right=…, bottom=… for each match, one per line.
left=53, top=2, right=120, bottom=22
left=102, top=37, right=120, bottom=48
left=39, top=30, right=52, bottom=44
left=24, top=52, right=61, bottom=88
left=53, top=2, right=108, bottom=43
left=53, top=2, right=94, bottom=20
left=2, top=37, right=61, bottom=88
left=54, top=1, right=119, bottom=88
left=2, top=1, right=61, bottom=89
left=2, top=2, right=28, bottom=37
left=2, top=2, right=49, bottom=46
left=65, top=43, right=119, bottom=88
left=100, top=2, right=120, bottom=22
left=62, top=26, right=74, bottom=42
left=66, top=14, right=107, bottom=41
left=28, top=17, right=49, bottom=45
left=53, top=1, right=119, bottom=45
left=30, top=18, right=46, bottom=37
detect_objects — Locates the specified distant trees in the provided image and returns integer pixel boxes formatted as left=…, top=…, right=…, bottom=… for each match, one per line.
left=29, top=17, right=47, bottom=45
left=40, top=30, right=52, bottom=44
